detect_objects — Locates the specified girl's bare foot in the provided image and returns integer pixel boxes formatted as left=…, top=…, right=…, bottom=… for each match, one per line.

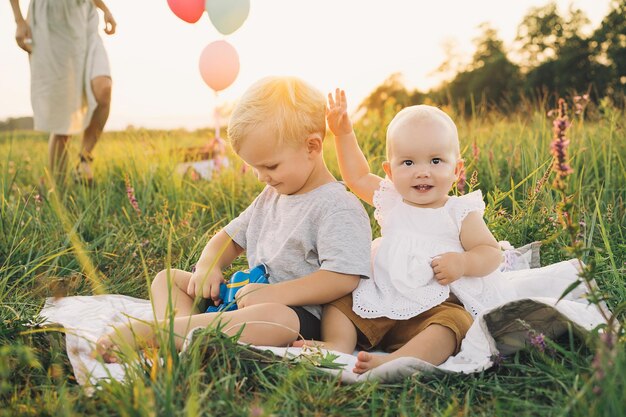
left=353, top=351, right=391, bottom=374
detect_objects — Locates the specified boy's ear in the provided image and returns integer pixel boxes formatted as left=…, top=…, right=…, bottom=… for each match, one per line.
left=304, top=134, right=323, bottom=155
left=454, top=159, right=465, bottom=177
left=382, top=161, right=392, bottom=179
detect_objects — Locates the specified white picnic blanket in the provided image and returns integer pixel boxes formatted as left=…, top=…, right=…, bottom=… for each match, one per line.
left=39, top=292, right=606, bottom=386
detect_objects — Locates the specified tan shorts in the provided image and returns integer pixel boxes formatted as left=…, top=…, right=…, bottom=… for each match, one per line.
left=329, top=294, right=473, bottom=353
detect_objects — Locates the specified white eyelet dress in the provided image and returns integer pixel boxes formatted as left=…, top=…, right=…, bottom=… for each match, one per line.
left=27, top=0, right=111, bottom=135
left=352, top=179, right=582, bottom=319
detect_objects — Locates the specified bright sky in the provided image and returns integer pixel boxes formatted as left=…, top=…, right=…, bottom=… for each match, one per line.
left=0, top=0, right=611, bottom=131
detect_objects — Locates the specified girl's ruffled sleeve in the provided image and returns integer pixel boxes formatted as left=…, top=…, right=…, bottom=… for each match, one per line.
left=373, top=178, right=402, bottom=225
left=452, top=190, right=485, bottom=226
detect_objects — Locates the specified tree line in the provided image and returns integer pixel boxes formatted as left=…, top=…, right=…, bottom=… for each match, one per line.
left=360, top=0, right=625, bottom=115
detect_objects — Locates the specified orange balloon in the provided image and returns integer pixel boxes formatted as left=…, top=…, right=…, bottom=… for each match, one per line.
left=198, top=40, right=240, bottom=92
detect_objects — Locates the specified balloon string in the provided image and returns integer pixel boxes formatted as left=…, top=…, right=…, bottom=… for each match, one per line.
left=211, top=91, right=226, bottom=173
left=214, top=91, right=220, bottom=140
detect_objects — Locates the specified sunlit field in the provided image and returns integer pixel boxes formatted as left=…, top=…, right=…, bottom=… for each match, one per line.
left=1, top=101, right=624, bottom=416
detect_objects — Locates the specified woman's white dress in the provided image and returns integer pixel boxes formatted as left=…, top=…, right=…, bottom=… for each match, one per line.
left=28, top=0, right=111, bottom=135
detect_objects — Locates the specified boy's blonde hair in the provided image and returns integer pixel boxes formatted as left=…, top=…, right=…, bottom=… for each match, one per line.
left=386, top=105, right=460, bottom=159
left=228, top=76, right=326, bottom=152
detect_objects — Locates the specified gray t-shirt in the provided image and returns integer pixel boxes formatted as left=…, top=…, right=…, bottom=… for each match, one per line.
left=223, top=181, right=372, bottom=319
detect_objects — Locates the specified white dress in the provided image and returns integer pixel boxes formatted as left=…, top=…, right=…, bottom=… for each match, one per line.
left=352, top=179, right=583, bottom=319
left=28, top=0, right=111, bottom=135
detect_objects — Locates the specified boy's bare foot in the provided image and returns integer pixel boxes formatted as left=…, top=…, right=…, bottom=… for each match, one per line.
left=94, top=333, right=121, bottom=363
left=93, top=320, right=153, bottom=363
left=353, top=351, right=390, bottom=374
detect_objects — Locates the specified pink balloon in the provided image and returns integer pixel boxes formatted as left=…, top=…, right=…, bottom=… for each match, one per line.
left=198, top=40, right=240, bottom=92
left=167, top=0, right=205, bottom=24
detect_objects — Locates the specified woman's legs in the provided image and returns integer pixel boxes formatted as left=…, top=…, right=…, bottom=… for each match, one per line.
left=48, top=134, right=70, bottom=182
left=78, top=76, right=112, bottom=180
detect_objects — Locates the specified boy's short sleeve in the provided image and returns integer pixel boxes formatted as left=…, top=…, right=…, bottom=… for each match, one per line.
left=316, top=209, right=372, bottom=279
left=223, top=196, right=259, bottom=250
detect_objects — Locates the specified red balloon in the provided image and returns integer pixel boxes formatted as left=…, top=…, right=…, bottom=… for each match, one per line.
left=167, top=0, right=205, bottom=24
left=199, top=40, right=240, bottom=92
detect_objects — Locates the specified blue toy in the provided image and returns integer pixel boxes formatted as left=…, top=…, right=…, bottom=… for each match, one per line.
left=206, top=264, right=269, bottom=313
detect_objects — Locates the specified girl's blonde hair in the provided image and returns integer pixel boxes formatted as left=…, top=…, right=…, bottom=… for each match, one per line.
left=386, top=105, right=460, bottom=159
left=228, top=76, right=326, bottom=152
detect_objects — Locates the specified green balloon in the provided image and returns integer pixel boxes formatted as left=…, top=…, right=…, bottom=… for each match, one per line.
left=205, top=0, right=250, bottom=35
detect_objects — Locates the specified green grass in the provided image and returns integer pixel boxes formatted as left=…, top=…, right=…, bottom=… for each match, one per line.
left=0, top=104, right=624, bottom=416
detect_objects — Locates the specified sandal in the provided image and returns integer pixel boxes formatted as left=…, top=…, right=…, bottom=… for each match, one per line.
left=73, top=152, right=94, bottom=186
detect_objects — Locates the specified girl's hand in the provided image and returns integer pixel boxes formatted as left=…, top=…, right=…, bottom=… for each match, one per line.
left=431, top=252, right=466, bottom=285
left=326, top=88, right=353, bottom=137
left=187, top=267, right=224, bottom=304
left=15, top=20, right=32, bottom=53
left=103, top=10, right=116, bottom=35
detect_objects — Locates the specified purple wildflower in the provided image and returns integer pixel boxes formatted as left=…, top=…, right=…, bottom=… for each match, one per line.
left=591, top=332, right=618, bottom=395
left=529, top=332, right=547, bottom=353
left=472, top=139, right=480, bottom=160
left=550, top=99, right=574, bottom=191
left=456, top=166, right=466, bottom=195
left=600, top=332, right=616, bottom=350
left=490, top=353, right=506, bottom=367
left=124, top=174, right=142, bottom=216
left=573, top=94, right=590, bottom=115
left=33, top=193, right=43, bottom=212
left=249, top=406, right=264, bottom=417
left=532, top=165, right=552, bottom=197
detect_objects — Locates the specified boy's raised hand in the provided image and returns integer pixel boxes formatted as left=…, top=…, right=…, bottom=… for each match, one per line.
left=187, top=266, right=225, bottom=304
left=326, top=88, right=353, bottom=137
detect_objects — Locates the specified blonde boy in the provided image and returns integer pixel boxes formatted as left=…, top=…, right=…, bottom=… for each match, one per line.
left=96, top=77, right=372, bottom=361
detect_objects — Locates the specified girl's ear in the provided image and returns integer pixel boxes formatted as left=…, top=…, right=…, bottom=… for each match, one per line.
left=382, top=161, right=393, bottom=179
left=454, top=159, right=465, bottom=178
left=305, top=134, right=323, bottom=156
